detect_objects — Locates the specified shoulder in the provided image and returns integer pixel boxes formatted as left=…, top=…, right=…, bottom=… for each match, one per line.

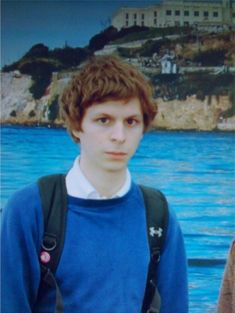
left=160, top=207, right=186, bottom=266
left=3, top=182, right=43, bottom=232
left=136, top=184, right=168, bottom=205
left=165, top=207, right=183, bottom=241
left=9, top=181, right=39, bottom=199
left=6, top=182, right=41, bottom=210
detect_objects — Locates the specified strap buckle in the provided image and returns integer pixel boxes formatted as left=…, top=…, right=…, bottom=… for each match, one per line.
left=41, top=233, right=57, bottom=251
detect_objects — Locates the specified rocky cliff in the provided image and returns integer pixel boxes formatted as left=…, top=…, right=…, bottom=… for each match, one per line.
left=1, top=71, right=234, bottom=131
left=153, top=95, right=233, bottom=131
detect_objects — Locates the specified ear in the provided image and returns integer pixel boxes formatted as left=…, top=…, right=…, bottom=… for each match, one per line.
left=72, top=130, right=81, bottom=140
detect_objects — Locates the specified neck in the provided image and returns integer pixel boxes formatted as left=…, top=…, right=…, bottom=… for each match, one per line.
left=79, top=158, right=127, bottom=198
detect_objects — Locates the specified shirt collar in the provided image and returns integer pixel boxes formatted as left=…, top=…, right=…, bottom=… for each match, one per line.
left=66, top=156, right=131, bottom=199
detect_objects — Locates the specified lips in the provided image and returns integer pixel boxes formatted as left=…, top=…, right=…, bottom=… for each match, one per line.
left=105, top=151, right=127, bottom=156
left=105, top=151, right=128, bottom=160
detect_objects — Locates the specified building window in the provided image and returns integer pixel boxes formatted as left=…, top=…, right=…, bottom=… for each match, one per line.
left=141, top=21, right=145, bottom=26
left=184, top=21, right=189, bottom=26
left=184, top=10, right=189, bottom=16
left=154, top=18, right=157, bottom=25
left=213, top=11, right=218, bottom=17
left=175, top=10, right=180, bottom=16
left=194, top=11, right=199, bottom=17
left=126, top=13, right=129, bottom=19
left=204, top=11, right=209, bottom=17
left=154, top=11, right=157, bottom=17
left=233, top=12, right=235, bottom=18
left=126, top=20, right=128, bottom=26
left=166, top=10, right=172, bottom=16
left=134, top=13, right=137, bottom=19
left=142, top=13, right=145, bottom=19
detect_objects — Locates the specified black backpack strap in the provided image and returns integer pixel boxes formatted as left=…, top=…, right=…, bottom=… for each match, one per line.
left=38, top=174, right=67, bottom=313
left=139, top=185, right=169, bottom=313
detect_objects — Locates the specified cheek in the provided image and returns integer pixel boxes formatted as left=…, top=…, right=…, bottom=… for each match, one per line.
left=129, top=132, right=143, bottom=149
left=84, top=131, right=104, bottom=146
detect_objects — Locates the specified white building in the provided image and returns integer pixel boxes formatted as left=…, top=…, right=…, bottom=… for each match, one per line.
left=160, top=53, right=177, bottom=73
left=112, top=0, right=235, bottom=31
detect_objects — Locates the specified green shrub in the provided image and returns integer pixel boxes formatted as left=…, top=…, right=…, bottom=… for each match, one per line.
left=23, top=43, right=49, bottom=59
left=116, top=47, right=134, bottom=58
left=10, top=110, right=17, bottom=117
left=50, top=47, right=91, bottom=67
left=139, top=38, right=171, bottom=56
left=19, top=60, right=57, bottom=99
left=48, top=96, right=59, bottom=121
left=222, top=85, right=235, bottom=118
left=28, top=110, right=36, bottom=118
left=112, top=26, right=191, bottom=44
left=107, top=25, right=150, bottom=45
left=117, top=38, right=171, bottom=58
left=151, top=73, right=235, bottom=101
left=2, top=61, right=20, bottom=72
left=89, top=26, right=119, bottom=51
left=193, top=49, right=226, bottom=66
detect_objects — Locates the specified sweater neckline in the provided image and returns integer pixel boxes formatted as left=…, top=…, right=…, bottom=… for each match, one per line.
left=67, top=182, right=137, bottom=208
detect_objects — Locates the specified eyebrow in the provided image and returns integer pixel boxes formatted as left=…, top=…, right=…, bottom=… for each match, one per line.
left=93, top=113, right=143, bottom=119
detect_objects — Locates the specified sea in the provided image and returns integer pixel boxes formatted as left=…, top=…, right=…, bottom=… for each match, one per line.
left=1, top=125, right=235, bottom=313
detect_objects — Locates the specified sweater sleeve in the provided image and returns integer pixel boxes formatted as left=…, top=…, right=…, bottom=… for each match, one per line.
left=156, top=208, right=189, bottom=313
left=1, top=183, right=43, bottom=313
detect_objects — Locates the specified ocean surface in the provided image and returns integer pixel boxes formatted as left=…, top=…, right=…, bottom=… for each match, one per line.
left=1, top=125, right=235, bottom=313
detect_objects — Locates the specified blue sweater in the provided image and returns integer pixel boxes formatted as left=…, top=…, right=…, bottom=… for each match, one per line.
left=1, top=182, right=188, bottom=313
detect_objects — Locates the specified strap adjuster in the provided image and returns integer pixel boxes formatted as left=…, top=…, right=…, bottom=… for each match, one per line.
left=41, top=233, right=57, bottom=251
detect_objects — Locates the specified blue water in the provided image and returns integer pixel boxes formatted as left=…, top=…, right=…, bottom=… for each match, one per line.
left=1, top=126, right=235, bottom=313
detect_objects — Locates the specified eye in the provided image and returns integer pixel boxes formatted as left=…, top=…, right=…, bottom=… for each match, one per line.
left=97, top=117, right=110, bottom=125
left=126, top=118, right=138, bottom=127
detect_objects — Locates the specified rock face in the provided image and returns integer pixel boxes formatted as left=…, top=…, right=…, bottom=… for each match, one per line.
left=1, top=71, right=234, bottom=131
left=1, top=72, right=38, bottom=124
left=152, top=95, right=232, bottom=131
left=0, top=72, right=68, bottom=125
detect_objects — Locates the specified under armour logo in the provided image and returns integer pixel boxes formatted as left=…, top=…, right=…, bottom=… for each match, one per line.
left=149, top=227, right=163, bottom=238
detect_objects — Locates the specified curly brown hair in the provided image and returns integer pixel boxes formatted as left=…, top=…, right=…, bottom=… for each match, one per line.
left=60, top=55, right=157, bottom=142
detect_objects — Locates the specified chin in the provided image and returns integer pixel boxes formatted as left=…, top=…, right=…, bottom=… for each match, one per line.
left=103, top=161, right=127, bottom=172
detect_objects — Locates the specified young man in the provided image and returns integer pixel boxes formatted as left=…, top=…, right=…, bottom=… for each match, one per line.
left=1, top=55, right=188, bottom=313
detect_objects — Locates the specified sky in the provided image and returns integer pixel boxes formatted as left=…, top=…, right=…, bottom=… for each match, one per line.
left=1, top=0, right=160, bottom=67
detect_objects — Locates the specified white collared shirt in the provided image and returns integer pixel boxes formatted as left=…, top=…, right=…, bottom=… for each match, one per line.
left=66, top=156, right=131, bottom=199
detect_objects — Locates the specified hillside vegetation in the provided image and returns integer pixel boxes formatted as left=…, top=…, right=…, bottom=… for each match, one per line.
left=2, top=25, right=235, bottom=118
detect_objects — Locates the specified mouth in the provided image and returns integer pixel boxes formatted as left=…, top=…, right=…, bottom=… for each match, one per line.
left=105, top=151, right=128, bottom=159
left=105, top=151, right=127, bottom=156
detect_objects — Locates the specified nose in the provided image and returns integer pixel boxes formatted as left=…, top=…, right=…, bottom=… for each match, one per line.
left=110, top=122, right=126, bottom=143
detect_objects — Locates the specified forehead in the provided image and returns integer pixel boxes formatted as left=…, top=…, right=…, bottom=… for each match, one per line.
left=86, top=98, right=143, bottom=116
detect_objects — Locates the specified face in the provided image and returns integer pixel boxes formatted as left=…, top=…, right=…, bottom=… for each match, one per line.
left=73, top=98, right=144, bottom=176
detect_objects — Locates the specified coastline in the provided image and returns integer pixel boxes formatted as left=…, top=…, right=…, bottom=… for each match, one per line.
left=1, top=72, right=235, bottom=132
left=1, top=121, right=235, bottom=132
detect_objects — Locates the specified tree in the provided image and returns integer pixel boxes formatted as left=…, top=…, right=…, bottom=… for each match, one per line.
left=50, top=47, right=90, bottom=67
left=19, top=60, right=57, bottom=99
left=23, top=43, right=49, bottom=59
left=88, top=26, right=118, bottom=51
